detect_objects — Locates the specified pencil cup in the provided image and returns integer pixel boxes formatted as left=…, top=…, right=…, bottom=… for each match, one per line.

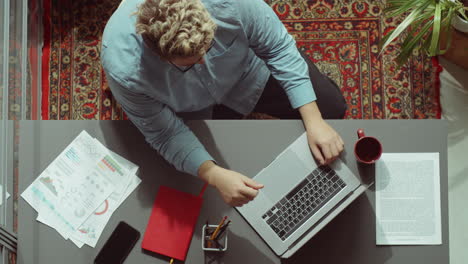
left=202, top=224, right=228, bottom=252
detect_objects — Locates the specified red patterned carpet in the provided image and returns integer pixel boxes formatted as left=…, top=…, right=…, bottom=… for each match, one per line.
left=41, top=0, right=442, bottom=120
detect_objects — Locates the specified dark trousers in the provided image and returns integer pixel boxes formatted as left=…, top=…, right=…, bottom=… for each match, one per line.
left=213, top=50, right=347, bottom=119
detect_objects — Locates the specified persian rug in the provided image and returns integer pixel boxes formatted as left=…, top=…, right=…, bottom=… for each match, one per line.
left=41, top=0, right=442, bottom=120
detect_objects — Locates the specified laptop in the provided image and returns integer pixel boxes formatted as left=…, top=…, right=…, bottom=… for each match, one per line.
left=236, top=132, right=366, bottom=258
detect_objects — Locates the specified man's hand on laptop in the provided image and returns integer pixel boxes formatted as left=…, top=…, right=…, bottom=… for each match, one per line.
left=305, top=118, right=344, bottom=165
left=298, top=102, right=344, bottom=165
left=198, top=160, right=264, bottom=207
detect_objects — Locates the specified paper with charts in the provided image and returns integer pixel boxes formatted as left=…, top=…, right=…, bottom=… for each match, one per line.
left=21, top=130, right=141, bottom=248
left=375, top=153, right=441, bottom=245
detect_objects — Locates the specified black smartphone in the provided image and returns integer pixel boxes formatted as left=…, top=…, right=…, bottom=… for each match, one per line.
left=94, top=221, right=141, bottom=264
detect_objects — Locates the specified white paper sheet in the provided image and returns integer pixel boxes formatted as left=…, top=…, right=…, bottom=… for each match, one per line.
left=70, top=236, right=85, bottom=248
left=22, top=131, right=117, bottom=238
left=24, top=130, right=142, bottom=248
left=375, top=153, right=441, bottom=245
left=21, top=131, right=135, bottom=238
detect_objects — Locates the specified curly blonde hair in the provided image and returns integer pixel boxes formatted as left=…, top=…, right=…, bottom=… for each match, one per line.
left=135, top=0, right=217, bottom=60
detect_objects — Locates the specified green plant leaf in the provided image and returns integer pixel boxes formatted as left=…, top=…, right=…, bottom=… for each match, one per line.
left=439, top=26, right=454, bottom=55
left=380, top=0, right=432, bottom=56
left=385, top=0, right=425, bottom=18
left=458, top=7, right=468, bottom=20
left=396, top=20, right=434, bottom=66
left=422, top=29, right=434, bottom=54
left=428, top=2, right=442, bottom=56
left=439, top=7, right=456, bottom=53
left=400, top=15, right=432, bottom=52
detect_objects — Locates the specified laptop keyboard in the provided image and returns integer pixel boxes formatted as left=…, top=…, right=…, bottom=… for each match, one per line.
left=262, top=165, right=346, bottom=241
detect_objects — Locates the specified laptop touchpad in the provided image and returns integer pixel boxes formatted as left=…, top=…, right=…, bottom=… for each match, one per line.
left=254, top=149, right=311, bottom=203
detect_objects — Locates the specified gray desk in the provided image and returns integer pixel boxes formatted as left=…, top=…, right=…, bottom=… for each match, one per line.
left=17, top=120, right=449, bottom=264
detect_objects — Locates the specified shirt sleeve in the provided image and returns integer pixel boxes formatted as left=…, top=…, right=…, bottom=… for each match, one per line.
left=236, top=0, right=316, bottom=109
left=105, top=74, right=214, bottom=177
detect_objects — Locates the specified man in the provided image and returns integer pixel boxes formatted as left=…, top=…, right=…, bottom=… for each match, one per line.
left=101, top=0, right=347, bottom=207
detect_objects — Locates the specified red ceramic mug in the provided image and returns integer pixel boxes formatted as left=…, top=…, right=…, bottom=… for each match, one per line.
left=354, top=129, right=382, bottom=164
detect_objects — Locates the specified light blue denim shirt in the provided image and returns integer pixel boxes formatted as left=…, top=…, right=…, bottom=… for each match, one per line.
left=101, top=0, right=316, bottom=177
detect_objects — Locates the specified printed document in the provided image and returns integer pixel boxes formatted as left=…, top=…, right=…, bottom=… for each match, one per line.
left=22, top=131, right=116, bottom=238
left=21, top=130, right=141, bottom=248
left=375, top=153, right=441, bottom=245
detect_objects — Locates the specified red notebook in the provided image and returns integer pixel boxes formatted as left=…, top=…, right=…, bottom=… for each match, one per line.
left=142, top=185, right=205, bottom=261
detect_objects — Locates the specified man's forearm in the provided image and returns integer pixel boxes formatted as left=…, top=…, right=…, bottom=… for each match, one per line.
left=298, top=101, right=323, bottom=129
left=198, top=160, right=219, bottom=185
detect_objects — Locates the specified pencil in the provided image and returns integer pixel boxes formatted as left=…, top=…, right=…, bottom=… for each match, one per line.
left=210, top=216, right=227, bottom=241
left=207, top=216, right=227, bottom=248
left=214, top=220, right=231, bottom=240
